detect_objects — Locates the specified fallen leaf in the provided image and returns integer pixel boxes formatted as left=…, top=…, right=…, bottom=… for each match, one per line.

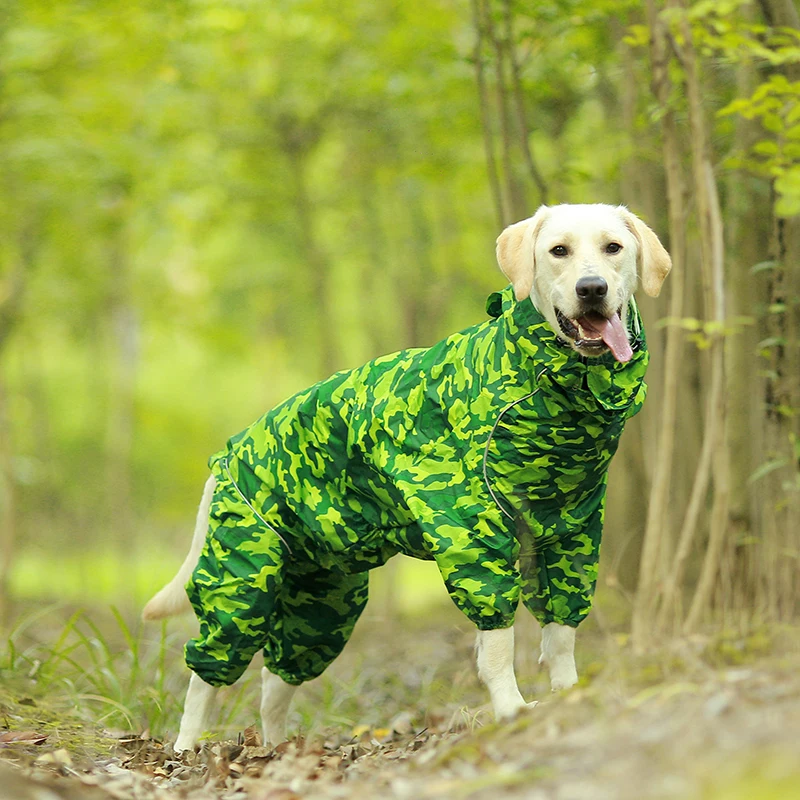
left=243, top=725, right=261, bottom=747
left=0, top=730, right=48, bottom=745
left=272, top=740, right=296, bottom=757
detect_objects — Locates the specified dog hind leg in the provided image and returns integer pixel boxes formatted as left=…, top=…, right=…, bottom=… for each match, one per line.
left=175, top=672, right=218, bottom=752
left=475, top=627, right=534, bottom=719
left=539, top=622, right=578, bottom=691
left=260, top=668, right=297, bottom=746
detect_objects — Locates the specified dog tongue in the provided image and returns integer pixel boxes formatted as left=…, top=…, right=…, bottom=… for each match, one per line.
left=576, top=312, right=632, bottom=363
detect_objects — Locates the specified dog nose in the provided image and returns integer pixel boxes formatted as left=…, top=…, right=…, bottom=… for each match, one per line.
left=575, top=276, right=608, bottom=303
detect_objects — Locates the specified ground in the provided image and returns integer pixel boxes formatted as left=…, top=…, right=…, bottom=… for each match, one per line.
left=1, top=603, right=799, bottom=800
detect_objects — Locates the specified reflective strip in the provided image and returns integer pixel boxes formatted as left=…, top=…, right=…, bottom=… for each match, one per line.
left=223, top=455, right=293, bottom=554
left=482, top=369, right=546, bottom=521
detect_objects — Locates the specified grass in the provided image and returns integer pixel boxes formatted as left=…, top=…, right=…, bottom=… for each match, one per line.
left=3, top=550, right=460, bottom=748
left=0, top=584, right=474, bottom=751
left=3, top=547, right=461, bottom=737
left=3, top=550, right=800, bottom=800
left=1, top=604, right=186, bottom=737
left=1, top=599, right=799, bottom=800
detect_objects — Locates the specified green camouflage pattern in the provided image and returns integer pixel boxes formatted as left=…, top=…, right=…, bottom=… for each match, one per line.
left=185, top=285, right=648, bottom=687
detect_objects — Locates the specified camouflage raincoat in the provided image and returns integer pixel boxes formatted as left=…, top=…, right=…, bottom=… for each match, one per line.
left=185, top=286, right=649, bottom=687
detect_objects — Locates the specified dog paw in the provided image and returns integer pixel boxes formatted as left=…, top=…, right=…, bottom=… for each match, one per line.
left=173, top=737, right=198, bottom=753
left=497, top=700, right=538, bottom=721
left=549, top=671, right=578, bottom=692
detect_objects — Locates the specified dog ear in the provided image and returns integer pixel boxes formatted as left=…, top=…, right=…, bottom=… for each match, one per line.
left=618, top=207, right=672, bottom=298
left=495, top=206, right=550, bottom=301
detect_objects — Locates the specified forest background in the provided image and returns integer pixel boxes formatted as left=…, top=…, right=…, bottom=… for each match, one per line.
left=0, top=0, right=799, bottom=741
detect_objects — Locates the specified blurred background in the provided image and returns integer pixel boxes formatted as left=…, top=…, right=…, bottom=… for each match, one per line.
left=0, top=0, right=798, bottom=650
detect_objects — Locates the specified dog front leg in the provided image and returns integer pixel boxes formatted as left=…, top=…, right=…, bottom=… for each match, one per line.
left=476, top=627, right=532, bottom=720
left=539, top=622, right=578, bottom=691
left=260, top=668, right=297, bottom=746
left=175, top=672, right=218, bottom=752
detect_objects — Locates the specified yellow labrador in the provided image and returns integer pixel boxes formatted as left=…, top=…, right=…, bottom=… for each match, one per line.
left=145, top=203, right=670, bottom=749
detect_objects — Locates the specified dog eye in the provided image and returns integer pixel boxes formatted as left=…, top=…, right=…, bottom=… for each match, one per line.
left=550, top=245, right=568, bottom=257
left=606, top=242, right=622, bottom=254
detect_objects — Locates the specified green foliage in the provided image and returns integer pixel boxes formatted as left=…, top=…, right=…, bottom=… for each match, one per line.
left=721, top=75, right=800, bottom=215
left=0, top=0, right=659, bottom=563
left=626, top=1, right=800, bottom=218
left=0, top=0, right=798, bottom=618
left=657, top=315, right=754, bottom=349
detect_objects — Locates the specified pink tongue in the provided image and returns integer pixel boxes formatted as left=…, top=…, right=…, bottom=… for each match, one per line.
left=576, top=312, right=633, bottom=363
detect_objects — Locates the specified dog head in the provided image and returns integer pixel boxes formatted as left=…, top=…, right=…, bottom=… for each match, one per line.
left=496, top=203, right=671, bottom=362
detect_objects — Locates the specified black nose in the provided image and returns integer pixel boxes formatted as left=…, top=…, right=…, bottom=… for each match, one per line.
left=575, top=276, right=608, bottom=303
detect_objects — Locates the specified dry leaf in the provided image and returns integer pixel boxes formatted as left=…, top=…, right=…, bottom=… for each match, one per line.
left=242, top=725, right=261, bottom=748
left=0, top=730, right=48, bottom=745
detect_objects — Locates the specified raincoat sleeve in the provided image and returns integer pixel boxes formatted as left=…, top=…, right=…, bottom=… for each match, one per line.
left=370, top=305, right=522, bottom=629
left=517, top=480, right=606, bottom=628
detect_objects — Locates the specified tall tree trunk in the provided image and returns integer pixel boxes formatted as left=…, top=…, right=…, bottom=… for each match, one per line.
left=358, top=170, right=391, bottom=356
left=753, top=0, right=800, bottom=621
left=471, top=0, right=507, bottom=230
left=683, top=165, right=729, bottom=631
left=631, top=0, right=687, bottom=648
left=503, top=0, right=548, bottom=205
left=399, top=181, right=435, bottom=348
left=615, top=29, right=655, bottom=591
left=724, top=57, right=765, bottom=616
left=670, top=6, right=729, bottom=633
left=484, top=0, right=526, bottom=221
left=280, top=120, right=337, bottom=377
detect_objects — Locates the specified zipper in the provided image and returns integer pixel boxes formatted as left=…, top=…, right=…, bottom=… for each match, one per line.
left=223, top=455, right=293, bottom=554
left=482, top=369, right=546, bottom=521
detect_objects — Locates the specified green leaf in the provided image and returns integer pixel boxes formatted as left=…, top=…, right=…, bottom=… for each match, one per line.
left=758, top=336, right=786, bottom=349
left=750, top=260, right=779, bottom=274
left=748, top=459, right=788, bottom=484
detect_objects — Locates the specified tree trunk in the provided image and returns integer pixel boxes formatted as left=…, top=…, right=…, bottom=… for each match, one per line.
left=483, top=0, right=526, bottom=222
left=753, top=0, right=800, bottom=621
left=670, top=6, right=729, bottom=633
left=724, top=56, right=766, bottom=616
left=471, top=0, right=507, bottom=230
left=631, top=0, right=688, bottom=648
left=503, top=0, right=548, bottom=205
left=281, top=123, right=337, bottom=377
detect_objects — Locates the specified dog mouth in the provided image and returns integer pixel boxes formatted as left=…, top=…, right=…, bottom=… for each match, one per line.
left=555, top=308, right=632, bottom=363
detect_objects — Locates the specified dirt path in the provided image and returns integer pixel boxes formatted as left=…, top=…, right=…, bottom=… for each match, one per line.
left=2, top=618, right=799, bottom=799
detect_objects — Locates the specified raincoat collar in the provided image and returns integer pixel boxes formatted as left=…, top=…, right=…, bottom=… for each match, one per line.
left=486, top=285, right=648, bottom=412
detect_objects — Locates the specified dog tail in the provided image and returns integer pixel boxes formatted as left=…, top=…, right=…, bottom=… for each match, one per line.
left=142, top=473, right=215, bottom=621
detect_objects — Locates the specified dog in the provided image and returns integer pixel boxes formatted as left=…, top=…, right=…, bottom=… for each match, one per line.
left=143, top=203, right=671, bottom=751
